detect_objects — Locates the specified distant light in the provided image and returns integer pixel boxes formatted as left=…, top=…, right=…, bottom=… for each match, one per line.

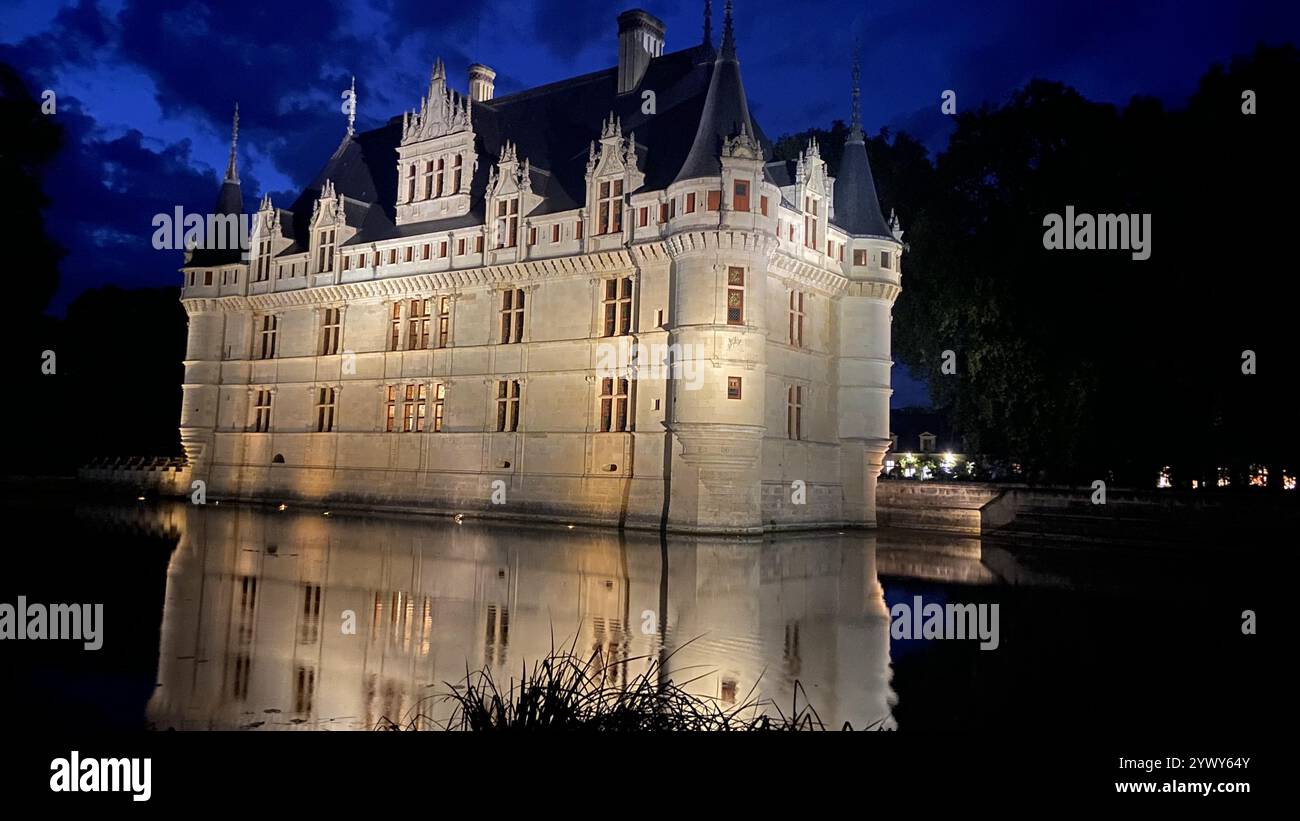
left=277, top=503, right=287, bottom=511
left=566, top=524, right=575, bottom=529
left=454, top=513, right=464, bottom=524
left=136, top=495, right=146, bottom=501
left=322, top=511, right=331, bottom=517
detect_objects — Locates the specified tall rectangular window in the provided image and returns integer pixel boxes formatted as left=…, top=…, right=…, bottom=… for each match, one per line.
left=600, top=377, right=631, bottom=432
left=685, top=192, right=696, bottom=214
left=316, top=386, right=336, bottom=432
left=437, top=297, right=451, bottom=348
left=496, top=197, right=519, bottom=247
left=707, top=189, right=721, bottom=211
left=257, top=314, right=278, bottom=360
left=406, top=164, right=416, bottom=202
left=789, top=291, right=805, bottom=347
left=385, top=385, right=397, bottom=432
left=407, top=298, right=431, bottom=349
left=402, top=383, right=427, bottom=432
left=435, top=158, right=445, bottom=197
left=787, top=385, right=803, bottom=440
left=496, top=379, right=520, bottom=432
left=727, top=267, right=745, bottom=325
left=602, top=277, right=633, bottom=337
left=733, top=181, right=749, bottom=212
left=881, top=250, right=892, bottom=270
left=453, top=154, right=463, bottom=192
left=659, top=203, right=668, bottom=223
left=804, top=196, right=818, bottom=250
left=320, top=307, right=342, bottom=355
left=432, top=383, right=446, bottom=432
left=422, top=159, right=435, bottom=199
left=552, top=224, right=561, bottom=242
left=499, top=288, right=524, bottom=344
left=389, top=303, right=402, bottom=351
left=760, top=195, right=769, bottom=216
left=317, top=229, right=335, bottom=272
left=253, top=389, right=273, bottom=432
left=598, top=179, right=623, bottom=234
left=727, top=377, right=742, bottom=400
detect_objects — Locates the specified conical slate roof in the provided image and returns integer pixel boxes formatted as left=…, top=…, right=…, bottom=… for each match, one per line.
left=833, top=59, right=892, bottom=238
left=186, top=106, right=245, bottom=267
left=674, top=2, right=757, bottom=183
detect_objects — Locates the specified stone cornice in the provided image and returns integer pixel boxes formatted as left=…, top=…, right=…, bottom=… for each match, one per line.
left=769, top=251, right=850, bottom=297
left=182, top=251, right=639, bottom=313
left=663, top=229, right=778, bottom=260
left=842, top=278, right=902, bottom=303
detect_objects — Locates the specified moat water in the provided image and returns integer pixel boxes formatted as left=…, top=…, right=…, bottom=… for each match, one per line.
left=1, top=492, right=1269, bottom=732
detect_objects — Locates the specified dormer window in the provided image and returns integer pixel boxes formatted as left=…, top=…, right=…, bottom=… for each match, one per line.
left=597, top=179, right=623, bottom=234
left=919, top=432, right=936, bottom=452
left=494, top=198, right=520, bottom=247
left=804, top=196, right=819, bottom=250
left=316, top=229, right=335, bottom=272
left=733, top=181, right=749, bottom=212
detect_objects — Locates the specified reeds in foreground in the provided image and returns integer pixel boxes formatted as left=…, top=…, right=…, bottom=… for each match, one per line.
left=375, top=641, right=892, bottom=732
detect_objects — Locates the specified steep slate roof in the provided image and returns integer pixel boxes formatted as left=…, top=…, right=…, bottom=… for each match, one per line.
left=199, top=15, right=888, bottom=256
left=187, top=107, right=245, bottom=267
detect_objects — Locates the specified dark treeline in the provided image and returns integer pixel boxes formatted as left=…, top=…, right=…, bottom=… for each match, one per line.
left=777, top=44, right=1300, bottom=488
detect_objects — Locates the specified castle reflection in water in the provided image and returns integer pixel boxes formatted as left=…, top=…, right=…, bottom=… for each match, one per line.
left=136, top=503, right=992, bottom=731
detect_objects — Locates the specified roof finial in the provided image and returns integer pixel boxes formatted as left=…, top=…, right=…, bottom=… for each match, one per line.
left=721, top=0, right=735, bottom=60
left=224, top=102, right=239, bottom=183
left=850, top=49, right=863, bottom=141
left=433, top=57, right=445, bottom=81
left=703, top=0, right=713, bottom=47
left=346, top=76, right=356, bottom=137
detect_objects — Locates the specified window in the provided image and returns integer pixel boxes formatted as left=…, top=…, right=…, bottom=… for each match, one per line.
left=496, top=380, right=521, bottom=432
left=707, top=189, right=721, bottom=211
left=881, top=250, right=893, bottom=270
left=659, top=203, right=668, bottom=223
left=255, top=239, right=271, bottom=281
left=402, top=383, right=427, bottom=432
left=320, top=307, right=342, bottom=355
left=457, top=238, right=465, bottom=255
left=204, top=270, right=212, bottom=286
left=733, top=182, right=749, bottom=212
left=552, top=224, right=560, bottom=242
left=385, top=385, right=397, bottom=432
left=727, top=376, right=742, bottom=400
left=406, top=164, right=416, bottom=202
left=435, top=158, right=445, bottom=198
left=788, top=291, right=805, bottom=347
left=437, top=297, right=451, bottom=348
left=405, top=246, right=413, bottom=263
left=496, top=197, right=519, bottom=247
left=528, top=226, right=537, bottom=246
left=727, top=267, right=745, bottom=325
left=252, top=389, right=273, bottom=432
left=316, top=386, right=336, bottom=432
left=638, top=207, right=648, bottom=227
left=499, top=288, right=524, bottom=344
left=342, top=255, right=350, bottom=272
left=919, top=432, right=936, bottom=452
left=389, top=303, right=402, bottom=351
left=388, top=249, right=397, bottom=265
left=422, top=160, right=434, bottom=199
left=854, top=248, right=868, bottom=265
left=576, top=219, right=584, bottom=240
left=685, top=192, right=696, bottom=214
left=787, top=385, right=803, bottom=440
left=600, top=377, right=631, bottom=432
left=453, top=154, right=463, bottom=192
left=407, top=298, right=431, bottom=350
left=432, top=383, right=445, bottom=432
left=439, top=241, right=448, bottom=259
left=602, top=277, right=633, bottom=337
left=598, top=179, right=623, bottom=234
left=804, top=196, right=818, bottom=250
left=475, top=236, right=484, bottom=253
left=760, top=195, right=769, bottom=216
left=422, top=244, right=431, bottom=261
left=827, top=240, right=833, bottom=256
left=256, top=314, right=278, bottom=359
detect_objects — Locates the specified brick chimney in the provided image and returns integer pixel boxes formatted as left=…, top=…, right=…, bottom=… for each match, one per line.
left=617, top=9, right=665, bottom=94
left=468, top=63, right=496, bottom=101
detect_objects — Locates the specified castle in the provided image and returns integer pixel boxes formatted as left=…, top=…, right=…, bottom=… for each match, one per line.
left=175, top=3, right=903, bottom=534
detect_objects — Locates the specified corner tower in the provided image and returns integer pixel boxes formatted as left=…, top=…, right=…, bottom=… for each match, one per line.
left=662, top=1, right=779, bottom=532
left=833, top=57, right=903, bottom=526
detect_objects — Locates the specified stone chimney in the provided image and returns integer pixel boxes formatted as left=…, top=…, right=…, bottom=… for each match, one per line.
left=617, top=9, right=665, bottom=94
left=467, top=63, right=496, bottom=101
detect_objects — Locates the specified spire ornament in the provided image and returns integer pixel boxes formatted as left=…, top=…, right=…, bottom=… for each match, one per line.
left=849, top=51, right=863, bottom=141
left=703, top=0, right=713, bottom=47
left=224, top=103, right=240, bottom=183
left=721, top=0, right=736, bottom=60
left=346, top=76, right=356, bottom=137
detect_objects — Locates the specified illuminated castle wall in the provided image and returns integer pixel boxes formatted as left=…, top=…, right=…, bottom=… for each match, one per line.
left=176, top=5, right=903, bottom=533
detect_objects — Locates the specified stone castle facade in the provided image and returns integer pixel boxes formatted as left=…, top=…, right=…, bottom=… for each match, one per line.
left=175, top=4, right=904, bottom=534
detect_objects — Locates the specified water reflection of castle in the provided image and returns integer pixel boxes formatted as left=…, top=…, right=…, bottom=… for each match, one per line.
left=142, top=504, right=984, bottom=730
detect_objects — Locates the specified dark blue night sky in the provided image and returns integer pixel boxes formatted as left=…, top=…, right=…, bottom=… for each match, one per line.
left=3, top=0, right=1298, bottom=406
